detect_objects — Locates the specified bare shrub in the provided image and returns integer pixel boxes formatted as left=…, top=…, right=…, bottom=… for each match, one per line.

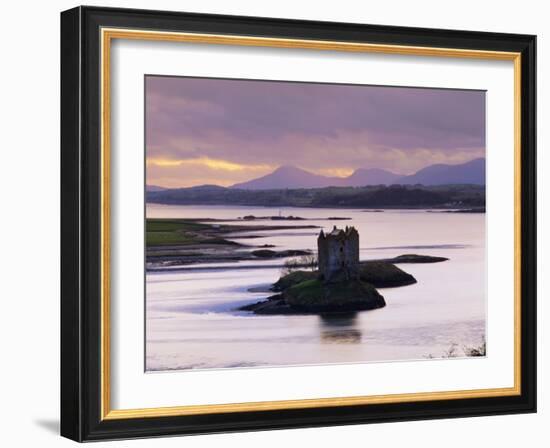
left=300, top=254, right=317, bottom=271
left=425, top=338, right=486, bottom=359
left=281, top=254, right=317, bottom=276
left=443, top=343, right=459, bottom=358
left=464, top=338, right=486, bottom=357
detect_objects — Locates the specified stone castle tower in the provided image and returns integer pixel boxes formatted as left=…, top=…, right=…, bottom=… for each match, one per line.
left=317, top=226, right=360, bottom=283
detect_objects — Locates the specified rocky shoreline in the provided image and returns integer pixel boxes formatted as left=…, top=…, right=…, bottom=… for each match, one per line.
left=239, top=279, right=386, bottom=315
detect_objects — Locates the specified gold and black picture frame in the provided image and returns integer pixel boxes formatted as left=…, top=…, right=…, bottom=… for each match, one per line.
left=61, top=6, right=536, bottom=442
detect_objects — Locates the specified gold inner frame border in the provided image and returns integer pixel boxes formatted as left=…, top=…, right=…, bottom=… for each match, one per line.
left=99, top=27, right=522, bottom=421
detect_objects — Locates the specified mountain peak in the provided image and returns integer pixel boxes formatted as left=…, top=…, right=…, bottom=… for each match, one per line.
left=232, top=165, right=331, bottom=190
left=146, top=184, right=167, bottom=192
left=347, top=167, right=401, bottom=185
left=273, top=165, right=305, bottom=173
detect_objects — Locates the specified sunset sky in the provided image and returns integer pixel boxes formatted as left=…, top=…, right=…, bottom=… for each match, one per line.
left=145, top=76, right=486, bottom=188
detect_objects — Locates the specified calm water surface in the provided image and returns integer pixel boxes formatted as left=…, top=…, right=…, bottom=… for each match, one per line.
left=146, top=204, right=486, bottom=371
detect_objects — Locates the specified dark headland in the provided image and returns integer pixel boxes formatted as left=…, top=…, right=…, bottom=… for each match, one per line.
left=147, top=183, right=485, bottom=210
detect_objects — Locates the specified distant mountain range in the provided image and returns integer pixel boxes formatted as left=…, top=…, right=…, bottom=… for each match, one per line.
left=146, top=158, right=485, bottom=192
left=146, top=184, right=168, bottom=192
left=228, top=158, right=485, bottom=190
left=146, top=158, right=486, bottom=208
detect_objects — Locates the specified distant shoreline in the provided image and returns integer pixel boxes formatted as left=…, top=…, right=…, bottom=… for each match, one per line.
left=147, top=202, right=486, bottom=212
left=146, top=184, right=485, bottom=210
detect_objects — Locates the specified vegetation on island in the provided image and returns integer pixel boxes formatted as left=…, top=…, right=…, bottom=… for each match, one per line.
left=240, top=276, right=386, bottom=315
left=240, top=258, right=432, bottom=315
left=273, top=261, right=417, bottom=291
left=357, top=261, right=417, bottom=287
left=283, top=278, right=386, bottom=312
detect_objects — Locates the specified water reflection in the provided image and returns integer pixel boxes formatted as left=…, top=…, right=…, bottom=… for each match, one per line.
left=318, top=313, right=362, bottom=344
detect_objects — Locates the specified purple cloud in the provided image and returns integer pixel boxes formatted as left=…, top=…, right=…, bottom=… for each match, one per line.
left=145, top=75, right=485, bottom=187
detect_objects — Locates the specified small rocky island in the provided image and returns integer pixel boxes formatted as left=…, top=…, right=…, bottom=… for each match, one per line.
left=240, top=225, right=446, bottom=315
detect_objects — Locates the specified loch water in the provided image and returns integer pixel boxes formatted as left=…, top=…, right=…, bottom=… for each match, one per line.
left=146, top=204, right=486, bottom=371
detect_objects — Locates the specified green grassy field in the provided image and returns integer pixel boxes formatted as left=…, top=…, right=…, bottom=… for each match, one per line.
left=284, top=278, right=384, bottom=308
left=146, top=219, right=210, bottom=246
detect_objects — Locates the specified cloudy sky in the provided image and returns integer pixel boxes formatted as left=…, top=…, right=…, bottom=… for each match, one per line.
left=145, top=76, right=485, bottom=188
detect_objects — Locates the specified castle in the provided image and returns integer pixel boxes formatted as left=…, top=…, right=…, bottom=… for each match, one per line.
left=317, top=226, right=360, bottom=283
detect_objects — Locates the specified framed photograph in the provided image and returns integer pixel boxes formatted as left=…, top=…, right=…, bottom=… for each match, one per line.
left=60, top=6, right=536, bottom=442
